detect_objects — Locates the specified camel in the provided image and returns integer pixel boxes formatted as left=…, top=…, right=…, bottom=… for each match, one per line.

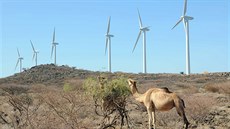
left=127, top=79, right=189, bottom=129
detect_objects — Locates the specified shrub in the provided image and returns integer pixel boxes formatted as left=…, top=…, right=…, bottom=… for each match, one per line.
left=63, top=83, right=73, bottom=92
left=204, top=81, right=230, bottom=94
left=0, top=84, right=29, bottom=95
left=83, top=76, right=131, bottom=129
left=83, top=76, right=130, bottom=100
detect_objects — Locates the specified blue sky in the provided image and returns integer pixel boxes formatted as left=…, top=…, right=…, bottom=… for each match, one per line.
left=0, top=0, right=229, bottom=78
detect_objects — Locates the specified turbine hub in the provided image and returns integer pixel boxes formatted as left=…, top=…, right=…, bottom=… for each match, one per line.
left=140, top=27, right=150, bottom=31
left=182, top=16, right=194, bottom=20
left=52, top=42, right=59, bottom=45
left=106, top=34, right=114, bottom=37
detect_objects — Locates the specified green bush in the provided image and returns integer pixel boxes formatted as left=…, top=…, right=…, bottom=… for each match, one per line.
left=63, top=83, right=73, bottom=92
left=83, top=77, right=130, bottom=100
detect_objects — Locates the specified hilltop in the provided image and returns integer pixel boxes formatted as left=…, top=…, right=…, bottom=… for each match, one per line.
left=0, top=64, right=98, bottom=86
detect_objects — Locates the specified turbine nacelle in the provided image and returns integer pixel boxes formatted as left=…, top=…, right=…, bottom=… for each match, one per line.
left=140, top=27, right=150, bottom=31
left=105, top=34, right=114, bottom=37
left=181, top=16, right=194, bottom=20
left=52, top=42, right=59, bottom=45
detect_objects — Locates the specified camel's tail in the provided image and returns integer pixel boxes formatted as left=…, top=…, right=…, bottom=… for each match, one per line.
left=181, top=99, right=186, bottom=108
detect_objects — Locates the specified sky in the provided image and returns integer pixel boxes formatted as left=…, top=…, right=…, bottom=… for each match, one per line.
left=0, top=0, right=229, bottom=78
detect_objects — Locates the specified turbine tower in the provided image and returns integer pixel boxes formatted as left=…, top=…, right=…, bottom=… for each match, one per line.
left=51, top=28, right=59, bottom=65
left=132, top=9, right=150, bottom=73
left=30, top=40, right=39, bottom=66
left=172, top=0, right=194, bottom=75
left=15, top=48, right=23, bottom=72
left=105, top=16, right=114, bottom=72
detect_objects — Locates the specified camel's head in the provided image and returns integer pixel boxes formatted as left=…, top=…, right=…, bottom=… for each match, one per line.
left=127, top=79, right=136, bottom=88
left=127, top=79, right=138, bottom=94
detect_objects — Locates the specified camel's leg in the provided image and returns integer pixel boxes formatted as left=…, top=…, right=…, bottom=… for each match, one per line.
left=174, top=99, right=189, bottom=129
left=151, top=109, right=156, bottom=129
left=147, top=108, right=153, bottom=129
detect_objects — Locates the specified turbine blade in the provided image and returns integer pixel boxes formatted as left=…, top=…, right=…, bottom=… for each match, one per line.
left=172, top=18, right=183, bottom=30
left=132, top=30, right=142, bottom=53
left=105, top=37, right=109, bottom=55
left=107, top=16, right=111, bottom=34
left=15, top=59, right=19, bottom=70
left=53, top=27, right=55, bottom=43
left=137, top=9, right=143, bottom=28
left=17, top=48, right=20, bottom=57
left=183, top=0, right=187, bottom=15
left=30, top=40, right=35, bottom=52
left=51, top=45, right=54, bottom=58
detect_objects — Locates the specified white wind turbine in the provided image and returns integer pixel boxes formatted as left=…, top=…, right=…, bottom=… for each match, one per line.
left=132, top=9, right=150, bottom=73
left=30, top=40, right=39, bottom=66
left=105, top=16, right=114, bottom=72
left=15, top=48, right=23, bottom=72
left=172, top=0, right=194, bottom=75
left=51, top=28, right=59, bottom=65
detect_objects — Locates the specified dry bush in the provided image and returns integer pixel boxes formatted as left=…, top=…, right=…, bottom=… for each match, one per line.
left=193, top=77, right=210, bottom=83
left=183, top=94, right=217, bottom=123
left=29, top=84, right=52, bottom=93
left=0, top=85, right=93, bottom=129
left=0, top=93, right=42, bottom=129
left=178, top=85, right=199, bottom=94
left=204, top=81, right=230, bottom=94
left=63, top=78, right=84, bottom=92
left=0, top=84, right=29, bottom=95
left=39, top=90, right=92, bottom=129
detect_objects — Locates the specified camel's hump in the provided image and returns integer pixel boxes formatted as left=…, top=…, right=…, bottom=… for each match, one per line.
left=160, top=87, right=172, bottom=93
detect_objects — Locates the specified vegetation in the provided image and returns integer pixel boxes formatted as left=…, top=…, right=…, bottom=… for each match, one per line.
left=83, top=76, right=131, bottom=129
left=63, top=83, right=73, bottom=92
left=83, top=76, right=130, bottom=100
left=204, top=81, right=230, bottom=94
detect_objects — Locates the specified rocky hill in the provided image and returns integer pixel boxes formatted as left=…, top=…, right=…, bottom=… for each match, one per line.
left=0, top=64, right=229, bottom=87
left=0, top=64, right=98, bottom=86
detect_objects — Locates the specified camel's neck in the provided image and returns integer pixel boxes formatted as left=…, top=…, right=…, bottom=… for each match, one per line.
left=131, top=85, right=144, bottom=103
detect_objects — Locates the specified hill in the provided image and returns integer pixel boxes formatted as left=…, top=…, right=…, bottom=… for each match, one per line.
left=0, top=64, right=98, bottom=86
left=0, top=64, right=229, bottom=87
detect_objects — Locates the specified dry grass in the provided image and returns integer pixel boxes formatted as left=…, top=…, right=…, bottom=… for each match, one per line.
left=0, top=85, right=95, bottom=129
left=63, top=78, right=84, bottom=91
left=204, top=81, right=230, bottom=94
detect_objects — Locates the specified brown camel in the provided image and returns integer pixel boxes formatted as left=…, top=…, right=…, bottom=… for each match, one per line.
left=127, top=79, right=189, bottom=129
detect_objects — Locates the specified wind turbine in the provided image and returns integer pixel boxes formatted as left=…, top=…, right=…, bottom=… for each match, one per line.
left=30, top=40, right=39, bottom=66
left=15, top=48, right=23, bottom=72
left=132, top=9, right=150, bottom=73
left=105, top=16, right=114, bottom=72
left=172, top=0, right=194, bottom=75
left=51, top=28, right=59, bottom=65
